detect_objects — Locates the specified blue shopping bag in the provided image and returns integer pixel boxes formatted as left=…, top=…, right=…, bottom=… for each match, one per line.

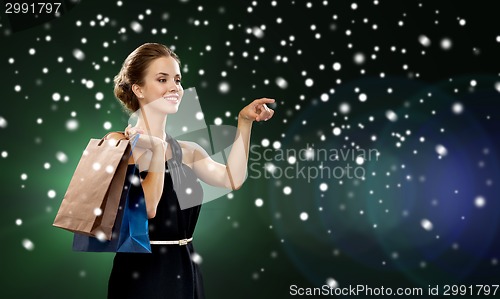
left=72, top=164, right=152, bottom=253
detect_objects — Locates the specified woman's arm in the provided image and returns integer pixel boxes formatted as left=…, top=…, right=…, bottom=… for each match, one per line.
left=125, top=127, right=167, bottom=219
left=139, top=142, right=166, bottom=219
left=191, top=98, right=275, bottom=190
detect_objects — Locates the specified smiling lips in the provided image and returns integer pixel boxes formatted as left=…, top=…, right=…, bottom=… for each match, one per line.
left=163, top=94, right=180, bottom=104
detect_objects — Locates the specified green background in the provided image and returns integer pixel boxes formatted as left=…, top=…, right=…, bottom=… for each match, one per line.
left=1, top=0, right=500, bottom=298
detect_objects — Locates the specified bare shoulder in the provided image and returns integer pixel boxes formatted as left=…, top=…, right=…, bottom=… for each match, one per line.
left=177, top=140, right=210, bottom=166
left=178, top=140, right=209, bottom=156
left=178, top=140, right=199, bottom=150
left=104, top=131, right=126, bottom=140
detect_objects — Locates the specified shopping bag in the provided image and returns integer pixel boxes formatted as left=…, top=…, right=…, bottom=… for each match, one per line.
left=72, top=164, right=152, bottom=253
left=53, top=132, right=133, bottom=240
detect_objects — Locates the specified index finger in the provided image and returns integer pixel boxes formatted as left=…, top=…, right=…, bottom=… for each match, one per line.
left=255, top=98, right=275, bottom=105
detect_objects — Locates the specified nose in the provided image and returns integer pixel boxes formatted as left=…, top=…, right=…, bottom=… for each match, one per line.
left=168, top=79, right=179, bottom=92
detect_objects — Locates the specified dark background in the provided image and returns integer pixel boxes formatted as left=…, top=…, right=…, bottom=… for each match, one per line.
left=1, top=0, right=499, bottom=298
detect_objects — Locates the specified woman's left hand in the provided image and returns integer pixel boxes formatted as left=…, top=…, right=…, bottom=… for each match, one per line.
left=238, top=98, right=275, bottom=122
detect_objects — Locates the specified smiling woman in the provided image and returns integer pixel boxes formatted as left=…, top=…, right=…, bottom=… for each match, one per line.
left=114, top=43, right=181, bottom=113
left=131, top=56, right=183, bottom=114
left=105, top=43, right=275, bottom=299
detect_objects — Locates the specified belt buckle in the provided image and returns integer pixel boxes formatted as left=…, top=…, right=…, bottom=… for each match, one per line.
left=179, top=238, right=188, bottom=246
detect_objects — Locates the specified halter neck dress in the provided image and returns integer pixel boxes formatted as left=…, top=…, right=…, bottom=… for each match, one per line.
left=108, top=136, right=205, bottom=299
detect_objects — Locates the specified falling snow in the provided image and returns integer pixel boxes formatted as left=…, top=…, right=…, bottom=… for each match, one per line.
left=93, top=208, right=102, bottom=216
left=421, top=219, right=433, bottom=231
left=358, top=93, right=367, bottom=102
left=332, top=127, right=342, bottom=136
left=283, top=186, right=292, bottom=195
left=276, top=77, right=288, bottom=89
left=47, top=190, right=56, bottom=198
left=130, top=21, right=143, bottom=33
left=22, top=239, right=35, bottom=251
left=72, top=49, right=85, bottom=61
left=1, top=1, right=499, bottom=296
left=66, top=119, right=79, bottom=131
left=191, top=252, right=203, bottom=264
left=435, top=144, right=448, bottom=157
left=452, top=102, right=464, bottom=114
left=0, top=116, right=7, bottom=128
left=418, top=35, right=431, bottom=47
left=56, top=151, right=68, bottom=163
left=339, top=102, right=350, bottom=114
left=474, top=196, right=486, bottom=208
left=385, top=110, right=398, bottom=122
left=218, top=81, right=230, bottom=93
left=440, top=38, right=453, bottom=50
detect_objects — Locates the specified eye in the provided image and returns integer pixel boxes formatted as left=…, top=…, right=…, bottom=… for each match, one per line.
left=158, top=79, right=167, bottom=83
left=175, top=79, right=182, bottom=84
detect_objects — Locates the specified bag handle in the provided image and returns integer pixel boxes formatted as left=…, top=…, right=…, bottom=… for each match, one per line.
left=98, top=131, right=138, bottom=148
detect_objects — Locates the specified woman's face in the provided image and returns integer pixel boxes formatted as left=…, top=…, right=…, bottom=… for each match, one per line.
left=137, top=56, right=183, bottom=114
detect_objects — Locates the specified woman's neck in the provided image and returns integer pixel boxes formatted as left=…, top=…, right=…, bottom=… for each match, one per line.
left=134, top=106, right=168, bottom=140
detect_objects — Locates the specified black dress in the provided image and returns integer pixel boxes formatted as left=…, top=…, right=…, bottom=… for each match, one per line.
left=108, top=137, right=205, bottom=299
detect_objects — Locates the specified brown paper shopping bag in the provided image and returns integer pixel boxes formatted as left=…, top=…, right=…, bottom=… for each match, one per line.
left=53, top=132, right=134, bottom=240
